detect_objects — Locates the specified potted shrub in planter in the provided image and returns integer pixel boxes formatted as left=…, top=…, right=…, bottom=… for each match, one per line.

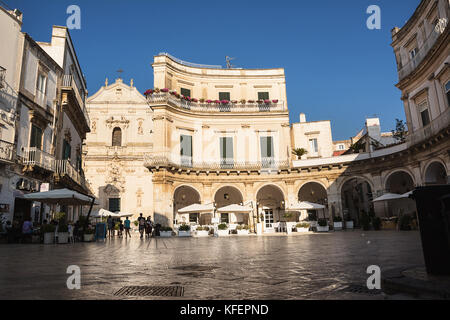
left=344, top=214, right=354, bottom=230
left=316, top=219, right=329, bottom=232
left=236, top=225, right=250, bottom=235
left=178, top=224, right=191, bottom=237
left=159, top=226, right=173, bottom=237
left=42, top=224, right=56, bottom=244
left=292, top=148, right=308, bottom=160
left=333, top=216, right=343, bottom=231
left=217, top=223, right=229, bottom=236
left=57, top=224, right=69, bottom=244
left=83, top=227, right=95, bottom=242
left=195, top=226, right=210, bottom=237
left=296, top=222, right=310, bottom=233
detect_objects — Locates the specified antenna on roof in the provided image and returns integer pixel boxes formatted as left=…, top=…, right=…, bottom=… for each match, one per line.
left=225, top=56, right=235, bottom=69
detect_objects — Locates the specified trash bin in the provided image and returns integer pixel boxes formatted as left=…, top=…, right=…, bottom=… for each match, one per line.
left=412, top=185, right=450, bottom=275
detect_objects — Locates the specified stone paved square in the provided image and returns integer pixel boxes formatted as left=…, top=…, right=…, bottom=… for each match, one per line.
left=0, top=231, right=424, bottom=300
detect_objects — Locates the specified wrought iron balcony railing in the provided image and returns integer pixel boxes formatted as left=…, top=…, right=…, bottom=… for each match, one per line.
left=54, top=159, right=86, bottom=187
left=144, top=153, right=289, bottom=171
left=0, top=139, right=14, bottom=163
left=21, top=147, right=55, bottom=171
left=147, top=93, right=287, bottom=113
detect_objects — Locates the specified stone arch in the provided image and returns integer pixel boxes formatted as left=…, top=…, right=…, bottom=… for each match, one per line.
left=112, top=127, right=122, bottom=146
left=340, top=176, right=374, bottom=226
left=256, top=184, right=286, bottom=231
left=384, top=170, right=415, bottom=194
left=337, top=175, right=375, bottom=196
left=214, top=186, right=245, bottom=224
left=297, top=181, right=328, bottom=221
left=423, top=159, right=447, bottom=185
left=296, top=179, right=329, bottom=195
left=253, top=182, right=287, bottom=201
left=173, top=184, right=202, bottom=224
left=211, top=183, right=245, bottom=202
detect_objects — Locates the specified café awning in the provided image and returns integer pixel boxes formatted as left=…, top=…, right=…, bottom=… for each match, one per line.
left=91, top=208, right=120, bottom=218
left=178, top=203, right=214, bottom=214
left=372, top=193, right=406, bottom=202
left=21, top=188, right=98, bottom=206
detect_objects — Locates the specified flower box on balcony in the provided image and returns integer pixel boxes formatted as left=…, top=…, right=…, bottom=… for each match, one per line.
left=144, top=89, right=153, bottom=96
left=221, top=100, right=229, bottom=104
left=206, top=100, right=212, bottom=104
left=272, top=99, right=279, bottom=103
left=214, top=100, right=221, bottom=104
left=257, top=100, right=264, bottom=104
left=192, top=98, right=198, bottom=103
left=247, top=100, right=255, bottom=103
left=161, top=88, right=169, bottom=92
left=264, top=99, right=271, bottom=104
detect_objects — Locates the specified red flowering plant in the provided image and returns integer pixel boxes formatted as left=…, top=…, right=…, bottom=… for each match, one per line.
left=231, top=100, right=238, bottom=104
left=175, top=93, right=180, bottom=98
left=206, top=100, right=212, bottom=104
left=161, top=88, right=169, bottom=93
left=221, top=100, right=229, bottom=105
left=257, top=99, right=264, bottom=104
left=264, top=99, right=271, bottom=104
left=272, top=99, right=279, bottom=104
left=214, top=100, right=221, bottom=104
left=144, top=89, right=153, bottom=96
left=192, top=98, right=198, bottom=103
left=247, top=100, right=255, bottom=103
left=170, top=90, right=177, bottom=95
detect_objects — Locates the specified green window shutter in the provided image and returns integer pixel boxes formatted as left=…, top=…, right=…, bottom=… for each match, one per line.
left=30, top=125, right=43, bottom=149
left=180, top=88, right=191, bottom=97
left=258, top=92, right=269, bottom=100
left=62, top=140, right=71, bottom=160
left=219, top=92, right=230, bottom=101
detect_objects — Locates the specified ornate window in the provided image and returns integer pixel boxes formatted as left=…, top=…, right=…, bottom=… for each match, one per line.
left=112, top=127, right=122, bottom=146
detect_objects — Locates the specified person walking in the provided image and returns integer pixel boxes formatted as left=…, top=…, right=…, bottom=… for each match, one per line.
left=124, top=217, right=131, bottom=238
left=137, top=213, right=145, bottom=239
left=68, top=223, right=74, bottom=244
left=118, top=220, right=124, bottom=238
left=107, top=215, right=114, bottom=238
left=145, top=217, right=153, bottom=238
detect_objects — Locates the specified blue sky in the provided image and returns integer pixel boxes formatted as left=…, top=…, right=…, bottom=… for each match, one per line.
left=6, top=0, right=420, bottom=140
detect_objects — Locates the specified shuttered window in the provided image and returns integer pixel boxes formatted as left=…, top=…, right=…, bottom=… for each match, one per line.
left=219, top=92, right=230, bottom=101
left=220, top=137, right=233, bottom=167
left=30, top=125, right=43, bottom=149
left=109, top=198, right=120, bottom=213
left=258, top=92, right=269, bottom=100
left=112, top=127, right=122, bottom=146
left=62, top=140, right=71, bottom=160
left=180, top=134, right=192, bottom=167
left=260, top=136, right=274, bottom=167
left=180, top=88, right=191, bottom=98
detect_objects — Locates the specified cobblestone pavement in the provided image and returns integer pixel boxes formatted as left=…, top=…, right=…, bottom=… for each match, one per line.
left=0, top=231, right=424, bottom=300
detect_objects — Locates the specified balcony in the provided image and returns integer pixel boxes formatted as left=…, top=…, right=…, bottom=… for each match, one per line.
left=144, top=153, right=289, bottom=172
left=0, top=139, right=14, bottom=163
left=147, top=93, right=287, bottom=113
left=21, top=147, right=55, bottom=172
left=61, top=74, right=90, bottom=129
left=398, top=20, right=447, bottom=81
left=54, top=159, right=86, bottom=188
left=406, top=107, right=450, bottom=147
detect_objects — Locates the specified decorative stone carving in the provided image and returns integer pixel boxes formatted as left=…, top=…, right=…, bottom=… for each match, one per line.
left=106, top=116, right=130, bottom=129
left=105, top=160, right=126, bottom=192
left=138, top=120, right=143, bottom=135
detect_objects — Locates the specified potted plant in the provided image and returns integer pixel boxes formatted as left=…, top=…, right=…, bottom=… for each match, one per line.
left=144, top=89, right=153, bottom=96
left=333, top=216, right=343, bottom=231
left=296, top=222, right=310, bottom=233
left=159, top=226, right=173, bottom=237
left=344, top=214, right=354, bottom=230
left=57, top=223, right=69, bottom=244
left=292, top=148, right=308, bottom=160
left=240, top=99, right=246, bottom=104
left=316, top=219, right=329, bottom=232
left=194, top=226, right=210, bottom=237
left=372, top=217, right=382, bottom=231
left=42, top=224, right=56, bottom=244
left=217, top=223, right=229, bottom=236
left=178, top=224, right=191, bottom=237
left=161, top=88, right=169, bottom=93
left=236, top=225, right=250, bottom=235
left=272, top=99, right=279, bottom=104
left=83, top=227, right=95, bottom=242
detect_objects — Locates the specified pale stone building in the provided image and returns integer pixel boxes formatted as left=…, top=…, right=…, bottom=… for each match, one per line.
left=0, top=3, right=91, bottom=224
left=84, top=78, right=153, bottom=220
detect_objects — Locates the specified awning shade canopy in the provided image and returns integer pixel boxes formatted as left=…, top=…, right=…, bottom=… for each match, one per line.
left=178, top=203, right=214, bottom=214
left=117, top=212, right=133, bottom=217
left=288, top=201, right=325, bottom=210
left=372, top=192, right=412, bottom=202
left=21, top=188, right=98, bottom=206
left=91, top=208, right=120, bottom=218
left=217, top=204, right=252, bottom=213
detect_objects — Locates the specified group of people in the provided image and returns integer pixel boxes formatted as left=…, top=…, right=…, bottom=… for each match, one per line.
left=106, top=215, right=132, bottom=238
left=106, top=213, right=155, bottom=239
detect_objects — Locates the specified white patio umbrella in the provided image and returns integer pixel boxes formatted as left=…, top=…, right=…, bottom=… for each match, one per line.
left=288, top=201, right=325, bottom=210
left=372, top=193, right=404, bottom=202
left=21, top=188, right=98, bottom=205
left=178, top=203, right=214, bottom=214
left=91, top=208, right=120, bottom=218
left=216, top=204, right=253, bottom=213
left=117, top=212, right=134, bottom=218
